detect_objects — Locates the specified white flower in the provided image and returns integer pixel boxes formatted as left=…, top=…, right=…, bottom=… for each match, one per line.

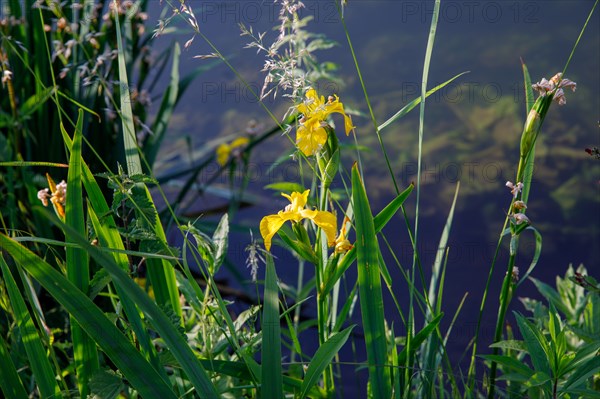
left=1, top=70, right=12, bottom=84
left=532, top=73, right=577, bottom=106
left=37, top=188, right=50, bottom=206
left=512, top=213, right=530, bottom=225
left=505, top=181, right=523, bottom=198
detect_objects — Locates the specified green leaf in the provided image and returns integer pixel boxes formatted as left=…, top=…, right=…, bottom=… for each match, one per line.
left=489, top=340, right=527, bottom=352
left=64, top=110, right=99, bottom=396
left=0, top=235, right=178, bottom=399
left=321, top=183, right=413, bottom=297
left=521, top=60, right=535, bottom=114
left=562, top=354, right=600, bottom=392
left=514, top=313, right=551, bottom=376
left=89, top=369, right=125, bottom=399
left=372, top=183, right=414, bottom=231
left=516, top=227, right=542, bottom=287
left=261, top=254, right=283, bottom=398
left=19, top=86, right=56, bottom=117
left=299, top=325, right=355, bottom=399
left=264, top=182, right=306, bottom=194
left=212, top=213, right=229, bottom=273
left=480, top=354, right=534, bottom=377
left=398, top=313, right=443, bottom=365
left=529, top=277, right=571, bottom=316
left=113, top=0, right=141, bottom=176
left=277, top=229, right=319, bottom=264
left=146, top=42, right=181, bottom=168
left=351, top=164, right=391, bottom=399
left=378, top=72, right=469, bottom=131
left=0, top=333, right=28, bottom=399
left=0, top=257, right=61, bottom=399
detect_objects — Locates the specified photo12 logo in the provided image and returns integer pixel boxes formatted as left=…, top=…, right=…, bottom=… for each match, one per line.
left=400, top=1, right=540, bottom=24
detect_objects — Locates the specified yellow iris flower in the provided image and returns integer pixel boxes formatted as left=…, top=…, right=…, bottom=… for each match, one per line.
left=296, top=88, right=354, bottom=156
left=260, top=189, right=337, bottom=251
left=216, top=137, right=250, bottom=166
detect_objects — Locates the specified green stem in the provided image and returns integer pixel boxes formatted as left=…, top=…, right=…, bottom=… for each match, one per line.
left=487, top=241, right=518, bottom=399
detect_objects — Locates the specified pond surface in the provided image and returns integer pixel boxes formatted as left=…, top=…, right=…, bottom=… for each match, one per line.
left=149, top=0, right=598, bottom=394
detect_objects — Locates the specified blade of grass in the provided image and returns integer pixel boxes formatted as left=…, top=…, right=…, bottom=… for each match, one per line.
left=0, top=235, right=178, bottom=399
left=113, top=0, right=182, bottom=319
left=65, top=109, right=99, bottom=397
left=0, top=257, right=61, bottom=399
left=420, top=182, right=460, bottom=395
left=351, top=164, right=391, bottom=398
left=0, top=332, right=28, bottom=399
left=299, top=325, right=355, bottom=399
left=321, top=183, right=414, bottom=297
left=261, top=254, right=283, bottom=398
left=146, top=42, right=180, bottom=169
left=378, top=72, right=469, bottom=131
left=87, top=205, right=167, bottom=379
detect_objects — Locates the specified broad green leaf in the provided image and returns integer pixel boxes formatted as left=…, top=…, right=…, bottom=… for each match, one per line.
left=351, top=164, right=391, bottom=399
left=262, top=254, right=283, bottom=398
left=514, top=313, right=551, bottom=376
left=299, top=325, right=355, bottom=399
left=89, top=369, right=125, bottom=399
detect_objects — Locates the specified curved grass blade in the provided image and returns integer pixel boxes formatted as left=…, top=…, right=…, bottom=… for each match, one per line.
left=299, top=325, right=355, bottom=399
left=351, top=164, right=391, bottom=399
left=378, top=71, right=469, bottom=131
left=516, top=226, right=542, bottom=287
left=261, top=254, right=283, bottom=398
left=0, top=257, right=61, bottom=399
left=0, top=235, right=178, bottom=399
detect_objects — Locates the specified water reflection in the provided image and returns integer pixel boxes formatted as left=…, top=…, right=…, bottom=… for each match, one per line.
left=151, top=0, right=598, bottom=390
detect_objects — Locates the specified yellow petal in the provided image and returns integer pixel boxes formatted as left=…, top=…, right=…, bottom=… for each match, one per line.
left=324, top=100, right=354, bottom=135
left=260, top=214, right=287, bottom=251
left=296, top=120, right=327, bottom=156
left=283, top=190, right=309, bottom=211
left=216, top=143, right=231, bottom=166
left=230, top=136, right=250, bottom=148
left=300, top=209, right=337, bottom=247
left=46, top=173, right=57, bottom=193
left=344, top=114, right=354, bottom=135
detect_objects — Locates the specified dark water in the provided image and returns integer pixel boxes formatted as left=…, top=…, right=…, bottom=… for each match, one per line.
left=149, top=0, right=599, bottom=395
